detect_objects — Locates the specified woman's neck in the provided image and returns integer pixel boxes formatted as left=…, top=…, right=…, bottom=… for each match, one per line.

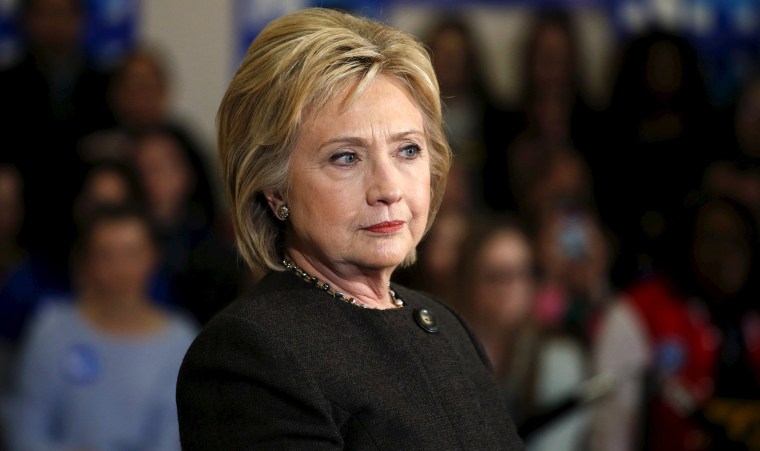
left=285, top=247, right=397, bottom=310
left=79, top=291, right=165, bottom=336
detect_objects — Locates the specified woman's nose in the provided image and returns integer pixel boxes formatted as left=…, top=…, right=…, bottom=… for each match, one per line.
left=366, top=156, right=403, bottom=206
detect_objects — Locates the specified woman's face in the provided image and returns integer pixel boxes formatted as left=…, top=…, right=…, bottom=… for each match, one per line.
left=112, top=57, right=168, bottom=129
left=83, top=219, right=156, bottom=301
left=430, top=28, right=469, bottom=95
left=531, top=24, right=572, bottom=91
left=133, top=135, right=193, bottom=219
left=75, top=169, right=131, bottom=220
left=284, top=75, right=431, bottom=273
left=473, top=231, right=534, bottom=329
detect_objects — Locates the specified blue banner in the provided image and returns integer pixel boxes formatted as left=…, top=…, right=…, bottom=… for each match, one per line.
left=0, top=0, right=139, bottom=69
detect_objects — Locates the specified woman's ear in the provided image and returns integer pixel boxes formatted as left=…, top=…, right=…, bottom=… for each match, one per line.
left=263, top=190, right=285, bottom=215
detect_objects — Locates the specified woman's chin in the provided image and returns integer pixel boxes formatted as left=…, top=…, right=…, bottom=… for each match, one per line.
left=348, top=246, right=411, bottom=271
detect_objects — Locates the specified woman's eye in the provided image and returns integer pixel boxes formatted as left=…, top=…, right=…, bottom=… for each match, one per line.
left=399, top=145, right=421, bottom=159
left=330, top=152, right=357, bottom=166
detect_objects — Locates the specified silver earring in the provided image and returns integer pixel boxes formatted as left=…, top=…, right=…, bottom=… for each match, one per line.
left=276, top=205, right=290, bottom=220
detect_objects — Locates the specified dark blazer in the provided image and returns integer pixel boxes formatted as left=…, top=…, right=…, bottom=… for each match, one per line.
left=176, top=270, right=524, bottom=450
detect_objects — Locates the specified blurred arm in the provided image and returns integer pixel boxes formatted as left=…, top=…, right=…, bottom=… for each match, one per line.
left=6, top=307, right=69, bottom=451
left=590, top=300, right=650, bottom=451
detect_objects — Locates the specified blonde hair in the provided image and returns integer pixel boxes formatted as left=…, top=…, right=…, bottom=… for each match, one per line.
left=219, top=7, right=452, bottom=277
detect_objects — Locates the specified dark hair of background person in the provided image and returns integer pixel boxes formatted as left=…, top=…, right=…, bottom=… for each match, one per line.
left=658, top=193, right=760, bottom=324
left=610, top=30, right=711, bottom=125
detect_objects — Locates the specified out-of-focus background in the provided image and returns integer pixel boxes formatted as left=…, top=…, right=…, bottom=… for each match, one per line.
left=1, top=0, right=760, bottom=450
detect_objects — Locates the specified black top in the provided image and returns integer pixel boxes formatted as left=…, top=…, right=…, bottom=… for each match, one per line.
left=176, top=270, right=524, bottom=450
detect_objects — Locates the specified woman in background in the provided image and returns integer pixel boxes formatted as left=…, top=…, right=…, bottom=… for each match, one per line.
left=6, top=206, right=196, bottom=451
left=455, top=216, right=593, bottom=451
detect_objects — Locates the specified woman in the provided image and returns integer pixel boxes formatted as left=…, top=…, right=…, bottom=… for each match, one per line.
left=176, top=8, right=524, bottom=449
left=7, top=205, right=197, bottom=451
left=455, top=217, right=593, bottom=451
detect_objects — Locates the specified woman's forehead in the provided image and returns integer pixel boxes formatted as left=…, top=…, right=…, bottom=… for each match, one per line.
left=300, top=76, right=424, bottom=142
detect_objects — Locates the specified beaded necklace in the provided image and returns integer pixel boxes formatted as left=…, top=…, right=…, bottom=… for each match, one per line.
left=282, top=259, right=405, bottom=309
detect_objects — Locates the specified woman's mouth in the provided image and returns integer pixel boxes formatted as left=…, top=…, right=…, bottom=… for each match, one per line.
left=362, top=220, right=405, bottom=234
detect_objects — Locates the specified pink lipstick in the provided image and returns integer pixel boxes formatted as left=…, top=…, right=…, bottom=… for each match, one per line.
left=362, top=220, right=405, bottom=234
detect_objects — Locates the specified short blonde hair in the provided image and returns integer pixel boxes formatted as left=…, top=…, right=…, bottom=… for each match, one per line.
left=219, top=7, right=452, bottom=277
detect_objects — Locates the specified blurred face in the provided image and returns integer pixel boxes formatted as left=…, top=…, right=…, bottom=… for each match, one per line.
left=83, top=219, right=156, bottom=299
left=112, top=57, right=168, bottom=129
left=430, top=28, right=469, bottom=95
left=25, top=0, right=82, bottom=53
left=529, top=152, right=588, bottom=217
left=75, top=170, right=131, bottom=221
left=284, top=75, right=431, bottom=272
left=85, top=170, right=130, bottom=205
left=693, top=203, right=752, bottom=298
left=532, top=24, right=572, bottom=90
left=422, top=211, right=468, bottom=279
left=473, top=231, right=534, bottom=329
left=646, top=41, right=683, bottom=98
left=133, top=135, right=193, bottom=220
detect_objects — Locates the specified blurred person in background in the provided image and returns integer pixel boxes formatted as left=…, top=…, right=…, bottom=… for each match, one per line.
left=533, top=208, right=613, bottom=343
left=398, top=207, right=470, bottom=304
left=395, top=160, right=475, bottom=300
left=72, top=161, right=175, bottom=305
left=0, top=0, right=113, bottom=259
left=455, top=215, right=595, bottom=451
left=483, top=11, right=603, bottom=213
left=426, top=16, right=501, bottom=211
left=703, top=74, right=760, bottom=226
left=593, top=194, right=760, bottom=451
left=521, top=150, right=609, bottom=337
left=0, top=160, right=146, bottom=347
left=5, top=205, right=196, bottom=451
left=0, top=160, right=158, bottom=407
left=513, top=146, right=596, bottom=228
left=602, top=31, right=716, bottom=287
left=132, top=129, right=241, bottom=323
left=79, top=46, right=209, bottom=170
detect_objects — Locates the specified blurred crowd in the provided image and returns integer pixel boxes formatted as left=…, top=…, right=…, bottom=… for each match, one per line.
left=1, top=0, right=760, bottom=450
left=395, top=9, right=760, bottom=451
left=0, top=0, right=246, bottom=450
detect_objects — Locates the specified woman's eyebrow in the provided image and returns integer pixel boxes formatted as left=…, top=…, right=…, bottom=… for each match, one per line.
left=318, top=130, right=424, bottom=150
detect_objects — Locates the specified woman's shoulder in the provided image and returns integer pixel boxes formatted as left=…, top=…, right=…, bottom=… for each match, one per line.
left=21, top=300, right=78, bottom=340
left=207, top=270, right=319, bottom=325
left=158, top=310, right=199, bottom=347
left=181, top=271, right=319, bottom=356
